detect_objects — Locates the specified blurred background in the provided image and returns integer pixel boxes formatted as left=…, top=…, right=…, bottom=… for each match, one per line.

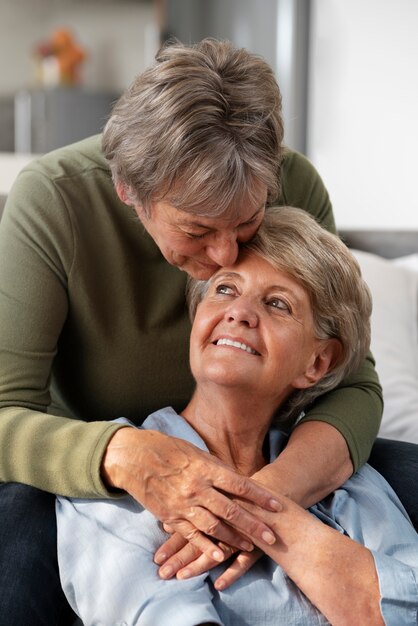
left=0, top=0, right=417, bottom=229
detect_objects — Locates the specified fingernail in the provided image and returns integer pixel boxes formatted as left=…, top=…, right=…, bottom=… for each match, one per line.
left=215, top=579, right=226, bottom=591
left=159, top=565, right=173, bottom=578
left=269, top=498, right=283, bottom=512
left=261, top=530, right=276, bottom=545
left=212, top=549, right=224, bottom=562
left=240, top=541, right=253, bottom=552
left=154, top=552, right=166, bottom=565
left=177, top=568, right=191, bottom=579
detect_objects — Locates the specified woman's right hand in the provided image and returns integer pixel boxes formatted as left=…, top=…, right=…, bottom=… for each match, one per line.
left=101, top=426, right=280, bottom=560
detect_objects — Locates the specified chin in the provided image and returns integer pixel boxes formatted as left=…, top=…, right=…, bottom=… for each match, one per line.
left=199, top=364, right=256, bottom=388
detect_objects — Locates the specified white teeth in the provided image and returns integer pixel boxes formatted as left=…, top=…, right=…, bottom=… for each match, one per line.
left=215, top=338, right=258, bottom=355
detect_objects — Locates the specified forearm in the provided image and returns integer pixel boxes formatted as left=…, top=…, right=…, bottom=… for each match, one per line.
left=303, top=352, right=383, bottom=470
left=0, top=406, right=122, bottom=497
left=254, top=420, right=353, bottom=508
left=258, top=501, right=384, bottom=626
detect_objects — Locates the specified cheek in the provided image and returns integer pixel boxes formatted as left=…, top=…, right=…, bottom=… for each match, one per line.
left=188, top=320, right=207, bottom=377
left=181, top=240, right=207, bottom=256
left=149, top=226, right=201, bottom=256
left=190, top=303, right=222, bottom=344
left=270, top=326, right=306, bottom=360
left=237, top=224, right=261, bottom=244
left=170, top=243, right=207, bottom=263
left=190, top=309, right=212, bottom=344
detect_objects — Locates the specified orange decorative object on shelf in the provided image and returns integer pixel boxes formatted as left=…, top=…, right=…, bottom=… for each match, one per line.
left=34, top=28, right=86, bottom=86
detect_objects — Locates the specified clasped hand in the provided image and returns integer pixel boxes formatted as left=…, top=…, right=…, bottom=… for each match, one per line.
left=101, top=426, right=279, bottom=565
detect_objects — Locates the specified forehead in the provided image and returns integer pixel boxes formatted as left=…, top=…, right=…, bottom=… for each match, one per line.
left=163, top=176, right=268, bottom=220
left=212, top=252, right=310, bottom=305
left=158, top=185, right=268, bottom=227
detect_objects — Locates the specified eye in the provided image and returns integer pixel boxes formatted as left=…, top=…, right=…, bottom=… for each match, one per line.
left=215, top=283, right=235, bottom=296
left=266, top=297, right=291, bottom=313
left=186, top=231, right=209, bottom=240
left=239, top=207, right=265, bottom=229
left=239, top=217, right=257, bottom=228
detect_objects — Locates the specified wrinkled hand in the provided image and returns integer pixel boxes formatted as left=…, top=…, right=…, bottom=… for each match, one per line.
left=154, top=528, right=263, bottom=590
left=101, top=427, right=279, bottom=559
left=151, top=422, right=354, bottom=587
left=153, top=464, right=286, bottom=587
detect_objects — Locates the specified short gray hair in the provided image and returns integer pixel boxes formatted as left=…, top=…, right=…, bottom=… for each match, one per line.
left=103, top=38, right=283, bottom=218
left=187, top=207, right=372, bottom=423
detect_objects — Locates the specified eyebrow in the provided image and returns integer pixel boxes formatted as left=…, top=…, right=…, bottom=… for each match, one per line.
left=211, top=271, right=242, bottom=282
left=177, top=206, right=264, bottom=231
left=211, top=271, right=306, bottom=308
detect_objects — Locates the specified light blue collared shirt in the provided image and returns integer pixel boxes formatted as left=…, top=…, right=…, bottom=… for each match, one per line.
left=56, top=407, right=418, bottom=625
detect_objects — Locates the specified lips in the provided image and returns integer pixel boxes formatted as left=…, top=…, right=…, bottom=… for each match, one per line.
left=213, top=337, right=260, bottom=356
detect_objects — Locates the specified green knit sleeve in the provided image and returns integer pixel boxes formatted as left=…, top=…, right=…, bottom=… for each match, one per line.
left=278, top=149, right=383, bottom=470
left=301, top=352, right=383, bottom=470
left=0, top=165, right=123, bottom=497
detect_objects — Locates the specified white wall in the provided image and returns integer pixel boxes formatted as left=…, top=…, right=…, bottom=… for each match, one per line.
left=308, top=0, right=418, bottom=229
left=0, top=0, right=158, bottom=95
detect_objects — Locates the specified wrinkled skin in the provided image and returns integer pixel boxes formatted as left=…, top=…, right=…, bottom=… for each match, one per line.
left=101, top=426, right=280, bottom=560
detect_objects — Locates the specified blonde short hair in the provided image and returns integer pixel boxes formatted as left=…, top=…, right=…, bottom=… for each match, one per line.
left=103, top=38, right=283, bottom=218
left=187, top=207, right=372, bottom=423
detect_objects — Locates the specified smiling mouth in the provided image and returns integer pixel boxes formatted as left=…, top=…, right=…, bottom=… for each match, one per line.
left=214, top=338, right=260, bottom=356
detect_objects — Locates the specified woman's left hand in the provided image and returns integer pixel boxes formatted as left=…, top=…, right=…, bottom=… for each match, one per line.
left=153, top=467, right=280, bottom=587
left=153, top=466, right=283, bottom=586
left=155, top=529, right=263, bottom=590
left=154, top=474, right=275, bottom=587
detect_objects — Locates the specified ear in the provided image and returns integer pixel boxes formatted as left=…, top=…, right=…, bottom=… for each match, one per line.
left=292, top=339, right=343, bottom=390
left=115, top=182, right=133, bottom=206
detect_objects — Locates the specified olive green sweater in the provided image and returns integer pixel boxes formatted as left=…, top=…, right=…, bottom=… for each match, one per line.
left=0, top=135, right=382, bottom=497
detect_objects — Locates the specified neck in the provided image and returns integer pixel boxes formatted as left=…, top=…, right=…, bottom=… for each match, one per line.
left=181, top=385, right=276, bottom=476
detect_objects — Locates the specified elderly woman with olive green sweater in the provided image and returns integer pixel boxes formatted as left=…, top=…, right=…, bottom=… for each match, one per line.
left=0, top=39, right=384, bottom=624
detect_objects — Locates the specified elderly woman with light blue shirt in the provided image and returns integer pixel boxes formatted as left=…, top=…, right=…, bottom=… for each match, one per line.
left=57, top=207, right=418, bottom=626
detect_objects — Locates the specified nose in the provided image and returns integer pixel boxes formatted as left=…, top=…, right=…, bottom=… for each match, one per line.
left=205, top=232, right=239, bottom=267
left=224, top=296, right=259, bottom=328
